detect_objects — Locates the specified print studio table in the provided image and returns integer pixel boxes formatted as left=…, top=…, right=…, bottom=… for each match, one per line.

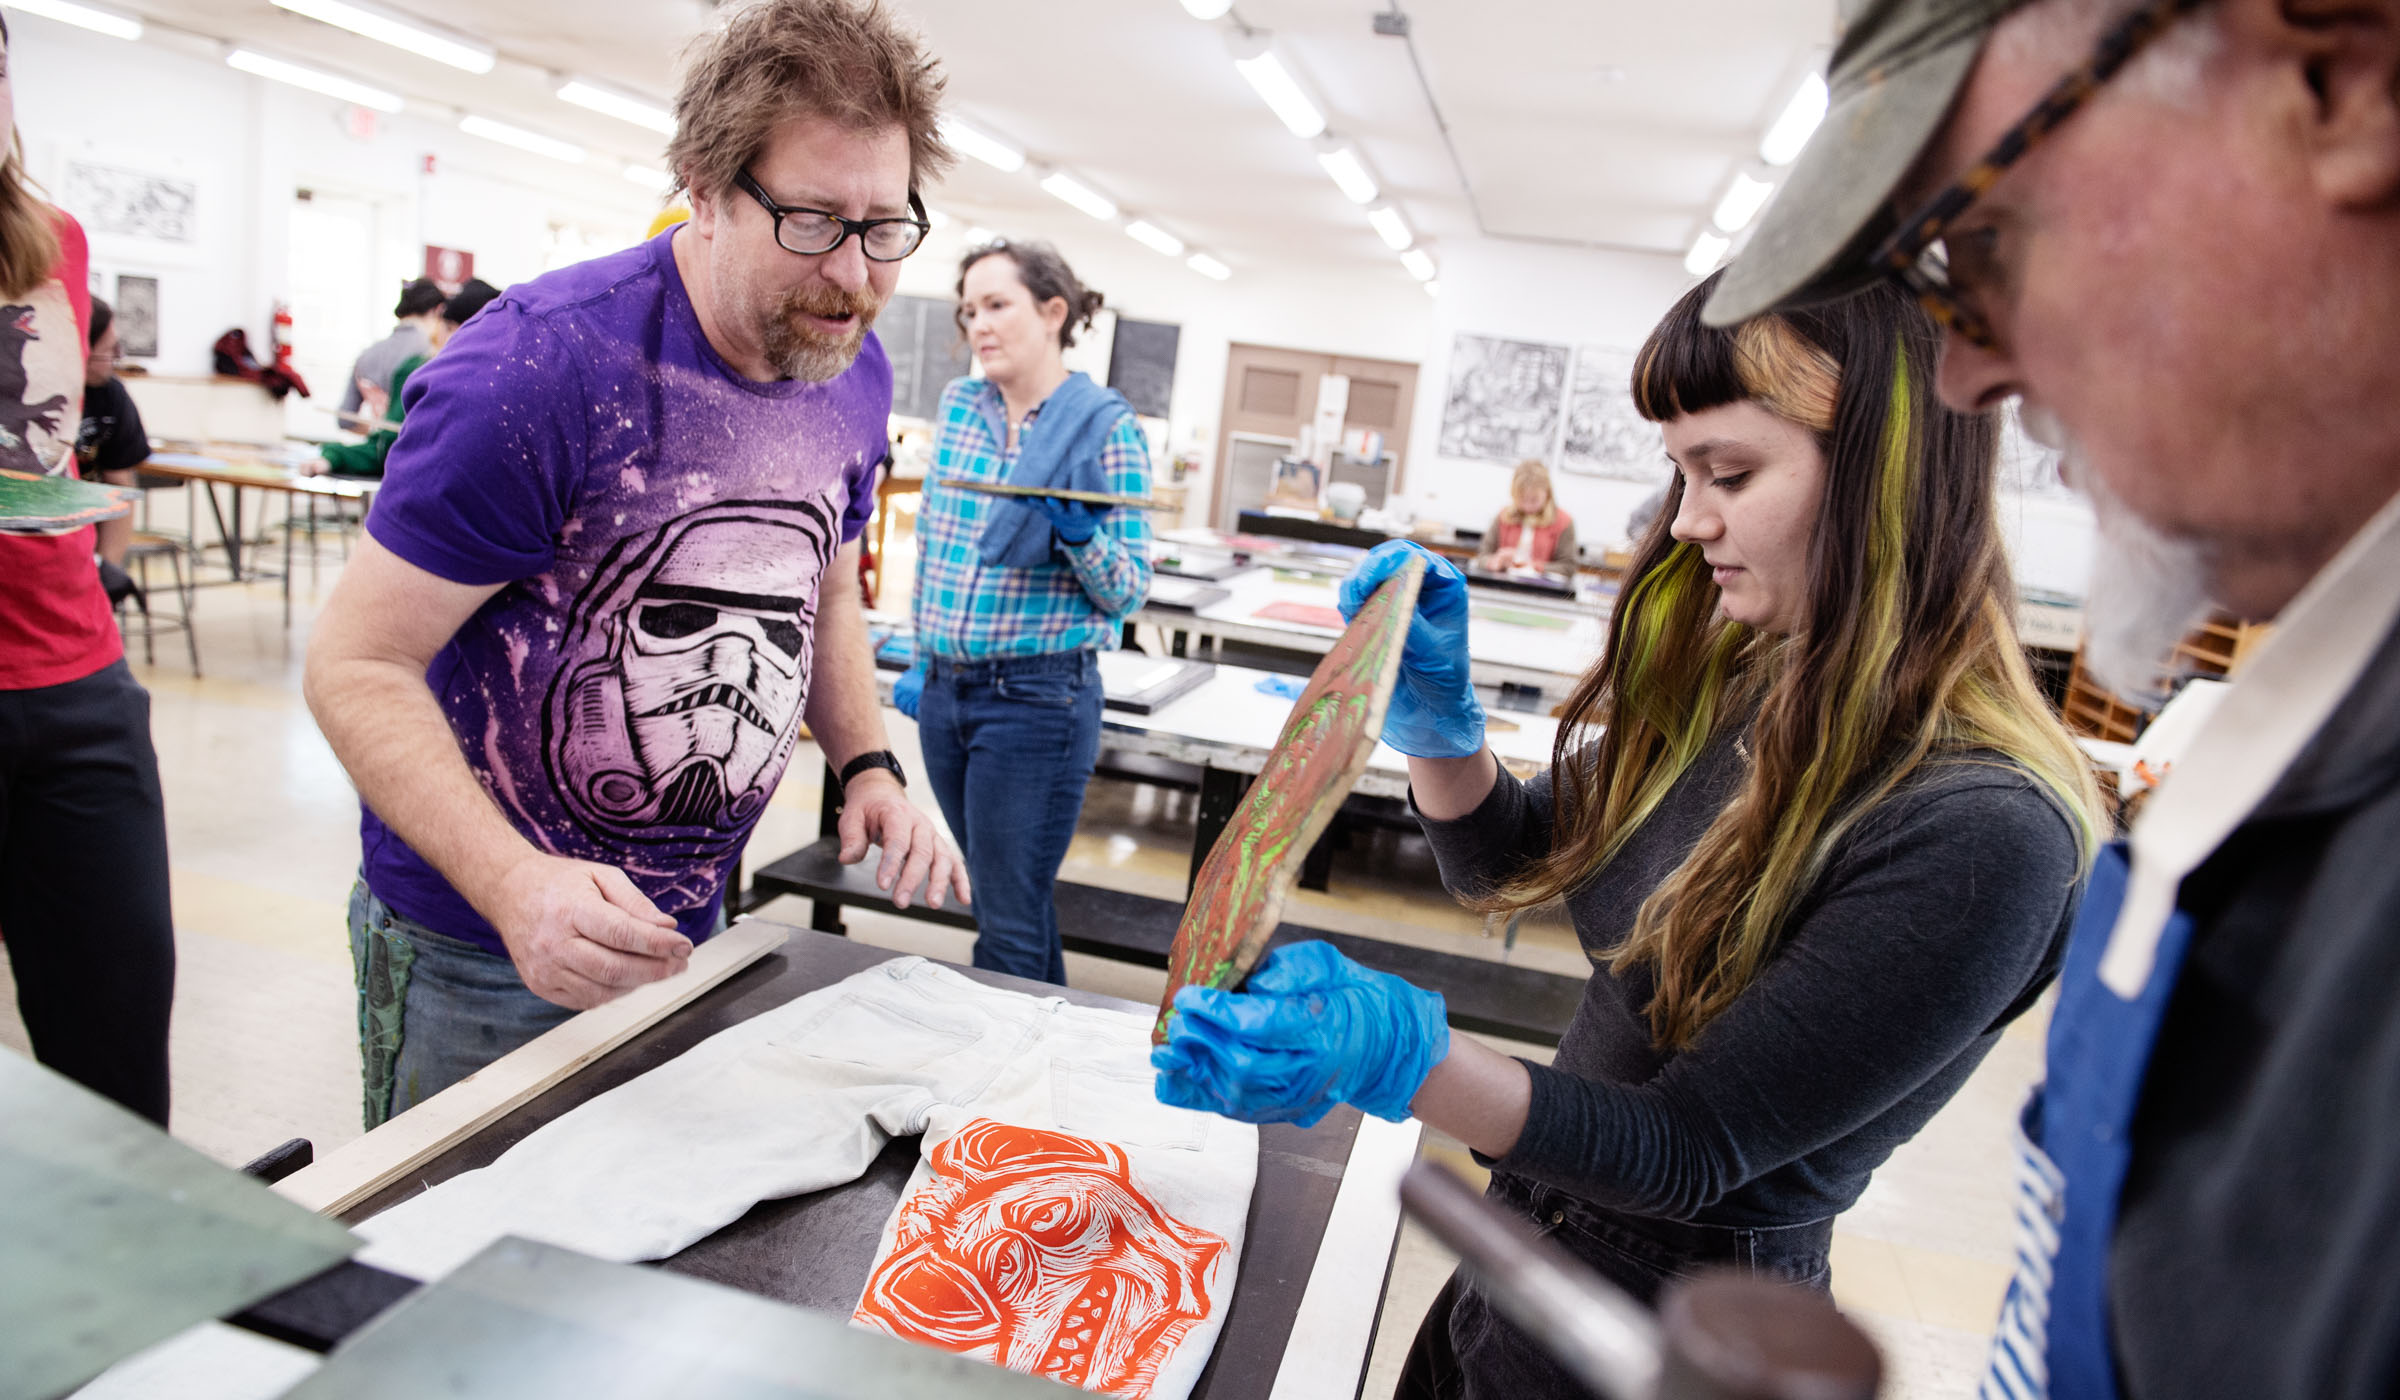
left=326, top=925, right=1419, bottom=1400
left=137, top=448, right=374, bottom=623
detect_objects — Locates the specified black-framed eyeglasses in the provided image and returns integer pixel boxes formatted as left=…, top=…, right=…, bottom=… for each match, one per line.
left=734, top=170, right=930, bottom=262
left=1872, top=0, right=2207, bottom=351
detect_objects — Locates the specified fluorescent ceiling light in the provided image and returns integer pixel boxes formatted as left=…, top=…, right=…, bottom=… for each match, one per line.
left=1759, top=72, right=1829, bottom=166
left=926, top=208, right=952, bottom=229
left=1040, top=171, right=1117, bottom=222
left=7, top=0, right=142, bottom=41
left=1366, top=204, right=1412, bottom=251
left=1125, top=220, right=1186, bottom=258
left=1400, top=247, right=1437, bottom=282
left=1229, top=37, right=1327, bottom=139
left=268, top=0, right=495, bottom=75
left=1187, top=253, right=1231, bottom=281
left=460, top=114, right=587, bottom=165
left=1686, top=229, right=1731, bottom=277
left=621, top=164, right=673, bottom=192
left=1315, top=142, right=1378, bottom=205
left=1712, top=172, right=1776, bottom=233
left=1179, top=0, right=1233, bottom=17
left=226, top=50, right=403, bottom=113
left=965, top=225, right=998, bottom=246
left=557, top=79, right=675, bottom=136
left=942, top=115, right=1025, bottom=173
left=1424, top=279, right=1441, bottom=298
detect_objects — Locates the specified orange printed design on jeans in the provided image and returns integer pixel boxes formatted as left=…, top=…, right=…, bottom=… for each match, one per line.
left=852, top=1119, right=1228, bottom=1396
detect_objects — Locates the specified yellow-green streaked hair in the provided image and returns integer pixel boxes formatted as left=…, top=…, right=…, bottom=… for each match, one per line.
left=1488, top=273, right=2103, bottom=1051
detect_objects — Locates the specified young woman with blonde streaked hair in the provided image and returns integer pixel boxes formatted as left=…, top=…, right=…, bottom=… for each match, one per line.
left=1152, top=273, right=2101, bottom=1399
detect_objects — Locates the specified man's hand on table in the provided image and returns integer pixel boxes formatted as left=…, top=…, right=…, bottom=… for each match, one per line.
left=489, top=852, right=693, bottom=1009
left=837, top=770, right=971, bottom=911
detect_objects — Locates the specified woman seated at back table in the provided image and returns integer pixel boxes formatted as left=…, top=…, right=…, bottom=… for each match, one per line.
left=1153, top=273, right=2101, bottom=1398
left=1473, top=457, right=1577, bottom=577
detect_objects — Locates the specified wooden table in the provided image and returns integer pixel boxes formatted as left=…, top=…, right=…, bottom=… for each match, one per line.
left=340, top=926, right=1421, bottom=1400
left=138, top=449, right=374, bottom=623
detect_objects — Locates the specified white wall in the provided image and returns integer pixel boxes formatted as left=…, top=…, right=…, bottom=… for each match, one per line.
left=11, top=16, right=658, bottom=389
left=1404, top=238, right=1695, bottom=547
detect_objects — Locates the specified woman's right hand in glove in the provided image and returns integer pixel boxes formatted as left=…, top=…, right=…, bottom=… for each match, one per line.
left=1338, top=541, right=1485, bottom=758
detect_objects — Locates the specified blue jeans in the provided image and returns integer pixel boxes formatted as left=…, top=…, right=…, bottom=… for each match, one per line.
left=915, top=650, right=1103, bottom=984
left=348, top=879, right=573, bottom=1128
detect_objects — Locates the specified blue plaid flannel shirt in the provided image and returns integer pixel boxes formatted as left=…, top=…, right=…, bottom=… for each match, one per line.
left=912, top=376, right=1153, bottom=659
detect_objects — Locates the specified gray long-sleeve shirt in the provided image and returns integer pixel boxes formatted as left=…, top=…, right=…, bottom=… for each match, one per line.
left=340, top=323, right=432, bottom=416
left=1418, top=731, right=2084, bottom=1226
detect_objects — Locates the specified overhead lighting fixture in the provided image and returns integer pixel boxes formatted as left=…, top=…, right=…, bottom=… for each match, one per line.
left=7, top=0, right=142, bottom=41
left=1315, top=140, right=1379, bottom=205
left=1399, top=247, right=1437, bottom=282
left=1040, top=171, right=1118, bottom=223
left=621, top=163, right=673, bottom=192
left=942, top=115, right=1026, bottom=173
left=1187, top=253, right=1232, bottom=281
left=965, top=225, right=998, bottom=247
left=1424, top=279, right=1441, bottom=298
left=557, top=79, right=675, bottom=136
left=1686, top=229, right=1731, bottom=277
left=268, top=0, right=495, bottom=75
left=1228, top=34, right=1327, bottom=139
left=925, top=208, right=953, bottom=229
left=227, top=50, right=403, bottom=113
left=459, top=114, right=587, bottom=165
left=1712, top=172, right=1776, bottom=233
left=1125, top=220, right=1186, bottom=258
left=1366, top=204, right=1412, bottom=252
left=1759, top=72, right=1829, bottom=166
left=1179, top=0, right=1233, bottom=17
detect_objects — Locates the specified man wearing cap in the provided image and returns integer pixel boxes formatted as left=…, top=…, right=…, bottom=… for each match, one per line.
left=1708, top=0, right=2400, bottom=1395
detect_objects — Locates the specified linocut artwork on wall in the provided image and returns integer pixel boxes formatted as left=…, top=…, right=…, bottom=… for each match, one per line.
left=1435, top=334, right=1568, bottom=464
left=1558, top=346, right=1666, bottom=483
left=1155, top=554, right=1424, bottom=1041
left=62, top=162, right=198, bottom=244
left=853, top=1119, right=1230, bottom=1398
left=114, top=275, right=160, bottom=359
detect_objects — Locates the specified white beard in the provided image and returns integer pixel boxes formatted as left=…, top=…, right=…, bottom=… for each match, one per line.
left=2026, top=404, right=2218, bottom=702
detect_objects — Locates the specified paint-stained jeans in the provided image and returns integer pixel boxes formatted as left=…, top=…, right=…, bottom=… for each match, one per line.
left=916, top=649, right=1104, bottom=985
left=348, top=879, right=572, bottom=1128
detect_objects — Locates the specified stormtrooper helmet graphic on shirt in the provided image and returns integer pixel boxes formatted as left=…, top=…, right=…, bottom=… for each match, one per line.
left=545, top=497, right=837, bottom=846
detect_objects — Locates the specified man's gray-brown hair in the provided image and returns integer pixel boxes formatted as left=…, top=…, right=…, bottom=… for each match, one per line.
left=668, top=0, right=953, bottom=205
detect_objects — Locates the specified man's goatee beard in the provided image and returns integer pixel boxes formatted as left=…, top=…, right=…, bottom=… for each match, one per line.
left=763, top=286, right=880, bottom=383
left=2026, top=404, right=2217, bottom=702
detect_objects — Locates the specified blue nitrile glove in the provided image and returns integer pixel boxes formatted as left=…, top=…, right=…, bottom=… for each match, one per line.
left=1337, top=540, right=1485, bottom=758
left=1029, top=496, right=1104, bottom=547
left=893, top=661, right=926, bottom=719
left=1151, top=941, right=1449, bottom=1127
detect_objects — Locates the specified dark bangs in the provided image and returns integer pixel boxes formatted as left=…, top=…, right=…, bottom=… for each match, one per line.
left=1630, top=279, right=1747, bottom=423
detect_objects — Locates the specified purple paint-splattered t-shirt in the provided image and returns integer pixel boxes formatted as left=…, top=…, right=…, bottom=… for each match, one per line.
left=362, top=229, right=886, bottom=953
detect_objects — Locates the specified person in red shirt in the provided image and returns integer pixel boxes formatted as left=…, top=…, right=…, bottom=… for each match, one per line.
left=0, top=13, right=174, bottom=1125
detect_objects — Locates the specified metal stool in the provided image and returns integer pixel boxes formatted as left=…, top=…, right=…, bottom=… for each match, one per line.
left=117, top=532, right=200, bottom=676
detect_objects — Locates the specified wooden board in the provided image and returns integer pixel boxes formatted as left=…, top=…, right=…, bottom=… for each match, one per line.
left=1155, top=555, right=1425, bottom=1041
left=937, top=476, right=1178, bottom=511
left=0, top=468, right=135, bottom=535
left=272, top=921, right=787, bottom=1217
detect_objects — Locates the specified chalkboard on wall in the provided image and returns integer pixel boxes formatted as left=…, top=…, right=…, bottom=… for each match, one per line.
left=878, top=294, right=973, bottom=421
left=1107, top=317, right=1180, bottom=420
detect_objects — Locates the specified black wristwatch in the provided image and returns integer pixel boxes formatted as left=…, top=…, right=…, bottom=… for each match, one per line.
left=839, top=749, right=907, bottom=791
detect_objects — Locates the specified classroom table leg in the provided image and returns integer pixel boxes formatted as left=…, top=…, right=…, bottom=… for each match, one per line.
left=283, top=497, right=295, bottom=626
left=201, top=482, right=237, bottom=579
left=1188, top=764, right=1252, bottom=895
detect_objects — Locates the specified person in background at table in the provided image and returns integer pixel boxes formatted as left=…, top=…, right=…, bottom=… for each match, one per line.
left=314, top=279, right=501, bottom=480
left=340, top=277, right=446, bottom=423
left=1473, top=458, right=1577, bottom=577
left=77, top=295, right=149, bottom=587
left=0, top=12, right=175, bottom=1126
left=892, top=238, right=1152, bottom=984
left=305, top=0, right=965, bottom=1128
left=1154, top=275, right=2101, bottom=1399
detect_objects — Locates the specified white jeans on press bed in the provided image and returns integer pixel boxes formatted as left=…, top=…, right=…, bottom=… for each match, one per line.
left=355, top=956, right=1258, bottom=1400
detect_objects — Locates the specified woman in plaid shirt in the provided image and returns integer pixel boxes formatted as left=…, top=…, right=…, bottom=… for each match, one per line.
left=897, top=240, right=1153, bottom=982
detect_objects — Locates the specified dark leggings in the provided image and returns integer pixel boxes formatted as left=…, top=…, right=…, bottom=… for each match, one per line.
left=0, top=659, right=174, bottom=1124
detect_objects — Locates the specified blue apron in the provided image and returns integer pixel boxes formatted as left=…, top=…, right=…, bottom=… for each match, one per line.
left=1982, top=843, right=2197, bottom=1400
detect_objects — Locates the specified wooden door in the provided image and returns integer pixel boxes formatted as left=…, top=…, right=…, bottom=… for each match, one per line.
left=1213, top=344, right=1418, bottom=528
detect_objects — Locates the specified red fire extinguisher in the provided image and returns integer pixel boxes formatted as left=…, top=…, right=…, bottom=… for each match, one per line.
left=269, top=300, right=312, bottom=399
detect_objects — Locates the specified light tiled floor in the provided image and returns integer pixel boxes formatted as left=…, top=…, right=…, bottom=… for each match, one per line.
left=1, top=522, right=2038, bottom=1397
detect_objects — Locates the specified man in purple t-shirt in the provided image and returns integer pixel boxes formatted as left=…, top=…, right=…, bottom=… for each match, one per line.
left=306, top=0, right=968, bottom=1126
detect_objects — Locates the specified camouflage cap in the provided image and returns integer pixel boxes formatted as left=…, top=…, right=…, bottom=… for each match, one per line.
left=1704, top=0, right=2029, bottom=326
